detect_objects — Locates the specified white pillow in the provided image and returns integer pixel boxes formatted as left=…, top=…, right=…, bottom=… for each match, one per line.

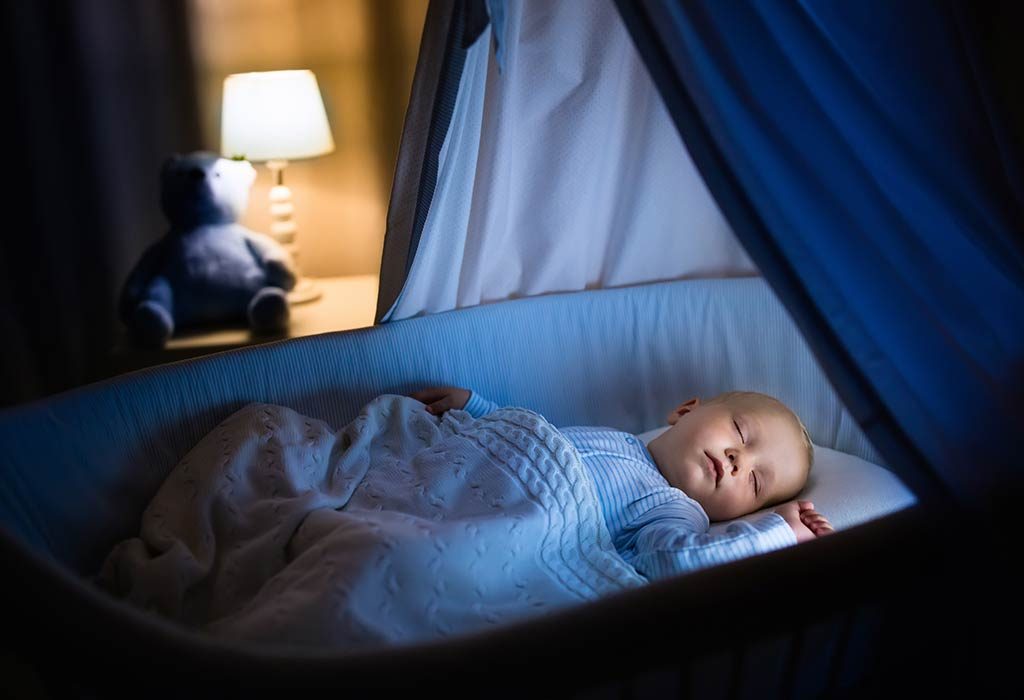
left=636, top=426, right=916, bottom=531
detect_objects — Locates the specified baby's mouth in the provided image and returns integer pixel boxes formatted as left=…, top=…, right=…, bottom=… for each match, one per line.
left=705, top=450, right=724, bottom=487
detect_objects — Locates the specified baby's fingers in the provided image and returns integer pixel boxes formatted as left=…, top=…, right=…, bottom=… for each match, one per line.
left=426, top=397, right=457, bottom=415
left=410, top=388, right=447, bottom=403
left=805, top=517, right=831, bottom=530
left=798, top=511, right=831, bottom=528
left=799, top=509, right=835, bottom=536
left=812, top=521, right=835, bottom=536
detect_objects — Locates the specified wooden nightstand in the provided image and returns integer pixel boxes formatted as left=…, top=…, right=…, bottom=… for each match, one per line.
left=108, top=274, right=379, bottom=375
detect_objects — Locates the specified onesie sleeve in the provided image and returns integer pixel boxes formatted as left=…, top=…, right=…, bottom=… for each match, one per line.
left=622, top=503, right=797, bottom=581
left=462, top=391, right=500, bottom=418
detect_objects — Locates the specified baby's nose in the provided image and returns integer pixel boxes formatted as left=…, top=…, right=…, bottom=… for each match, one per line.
left=725, top=449, right=745, bottom=475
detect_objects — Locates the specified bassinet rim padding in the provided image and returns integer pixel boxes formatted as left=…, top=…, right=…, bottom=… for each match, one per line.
left=3, top=501, right=952, bottom=695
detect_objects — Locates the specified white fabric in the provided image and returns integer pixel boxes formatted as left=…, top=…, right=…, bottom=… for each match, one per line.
left=386, top=0, right=754, bottom=321
left=99, top=398, right=644, bottom=648
left=637, top=427, right=917, bottom=533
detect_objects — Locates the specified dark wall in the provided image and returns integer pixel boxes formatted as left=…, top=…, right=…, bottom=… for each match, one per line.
left=0, top=0, right=202, bottom=409
left=966, top=0, right=1024, bottom=220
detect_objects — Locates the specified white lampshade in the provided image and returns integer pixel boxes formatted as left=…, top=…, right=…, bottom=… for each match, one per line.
left=221, top=70, right=335, bottom=162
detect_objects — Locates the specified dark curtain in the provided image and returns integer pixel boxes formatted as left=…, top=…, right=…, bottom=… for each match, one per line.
left=615, top=0, right=1024, bottom=511
left=0, top=0, right=201, bottom=408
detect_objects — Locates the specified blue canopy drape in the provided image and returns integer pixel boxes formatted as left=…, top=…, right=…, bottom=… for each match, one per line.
left=615, top=0, right=1024, bottom=509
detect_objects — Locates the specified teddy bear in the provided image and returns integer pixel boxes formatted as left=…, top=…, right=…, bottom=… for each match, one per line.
left=119, top=152, right=297, bottom=348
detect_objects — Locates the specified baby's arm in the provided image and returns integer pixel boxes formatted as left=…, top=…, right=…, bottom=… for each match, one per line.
left=624, top=501, right=797, bottom=581
left=409, top=386, right=498, bottom=418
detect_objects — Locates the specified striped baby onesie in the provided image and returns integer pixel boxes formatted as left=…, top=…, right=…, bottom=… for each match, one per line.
left=463, top=391, right=796, bottom=581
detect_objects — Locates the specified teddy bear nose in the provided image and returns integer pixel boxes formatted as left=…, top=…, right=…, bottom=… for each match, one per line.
left=188, top=168, right=206, bottom=182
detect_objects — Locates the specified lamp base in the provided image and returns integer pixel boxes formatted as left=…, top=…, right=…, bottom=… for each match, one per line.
left=287, top=277, right=322, bottom=305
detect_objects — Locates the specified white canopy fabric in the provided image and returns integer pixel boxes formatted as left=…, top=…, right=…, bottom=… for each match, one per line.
left=382, top=0, right=755, bottom=322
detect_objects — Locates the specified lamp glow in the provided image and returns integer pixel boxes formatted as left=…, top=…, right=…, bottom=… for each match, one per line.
left=221, top=70, right=335, bottom=303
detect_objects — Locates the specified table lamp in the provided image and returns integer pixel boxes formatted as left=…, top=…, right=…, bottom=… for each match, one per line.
left=221, top=69, right=335, bottom=303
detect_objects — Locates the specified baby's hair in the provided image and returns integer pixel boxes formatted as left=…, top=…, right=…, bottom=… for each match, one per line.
left=707, top=390, right=815, bottom=481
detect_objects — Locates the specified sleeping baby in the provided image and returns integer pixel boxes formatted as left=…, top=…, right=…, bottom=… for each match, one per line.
left=100, top=385, right=835, bottom=647
left=411, top=386, right=834, bottom=580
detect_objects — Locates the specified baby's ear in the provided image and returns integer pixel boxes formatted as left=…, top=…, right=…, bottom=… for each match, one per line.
left=666, top=397, right=700, bottom=425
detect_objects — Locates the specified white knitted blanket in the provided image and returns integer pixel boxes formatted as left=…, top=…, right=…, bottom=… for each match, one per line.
left=99, top=395, right=643, bottom=648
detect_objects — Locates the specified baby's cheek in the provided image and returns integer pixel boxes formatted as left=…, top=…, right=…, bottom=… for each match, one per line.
left=704, top=496, right=735, bottom=522
left=717, top=492, right=751, bottom=521
left=690, top=493, right=717, bottom=519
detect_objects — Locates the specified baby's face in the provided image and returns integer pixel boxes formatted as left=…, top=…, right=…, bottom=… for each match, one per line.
left=647, top=395, right=808, bottom=521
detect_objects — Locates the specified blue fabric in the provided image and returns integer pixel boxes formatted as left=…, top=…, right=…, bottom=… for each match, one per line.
left=615, top=0, right=1024, bottom=507
left=464, top=392, right=796, bottom=580
left=485, top=0, right=506, bottom=70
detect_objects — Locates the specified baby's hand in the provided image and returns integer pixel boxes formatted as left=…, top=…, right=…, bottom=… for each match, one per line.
left=775, top=500, right=834, bottom=544
left=798, top=502, right=835, bottom=538
left=409, top=386, right=471, bottom=416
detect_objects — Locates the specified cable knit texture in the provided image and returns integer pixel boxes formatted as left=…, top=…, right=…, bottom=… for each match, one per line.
left=98, top=395, right=644, bottom=649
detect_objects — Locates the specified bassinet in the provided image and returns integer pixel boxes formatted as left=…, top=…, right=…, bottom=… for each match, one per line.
left=1, top=278, right=967, bottom=696
left=2, top=0, right=1016, bottom=695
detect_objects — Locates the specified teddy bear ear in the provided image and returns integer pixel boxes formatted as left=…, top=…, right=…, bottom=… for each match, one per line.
left=243, top=160, right=257, bottom=181
left=161, top=154, right=183, bottom=176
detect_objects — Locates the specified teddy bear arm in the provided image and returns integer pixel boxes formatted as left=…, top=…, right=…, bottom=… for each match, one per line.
left=245, top=233, right=297, bottom=291
left=118, top=240, right=170, bottom=322
left=264, top=258, right=297, bottom=291
left=127, top=275, right=175, bottom=348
